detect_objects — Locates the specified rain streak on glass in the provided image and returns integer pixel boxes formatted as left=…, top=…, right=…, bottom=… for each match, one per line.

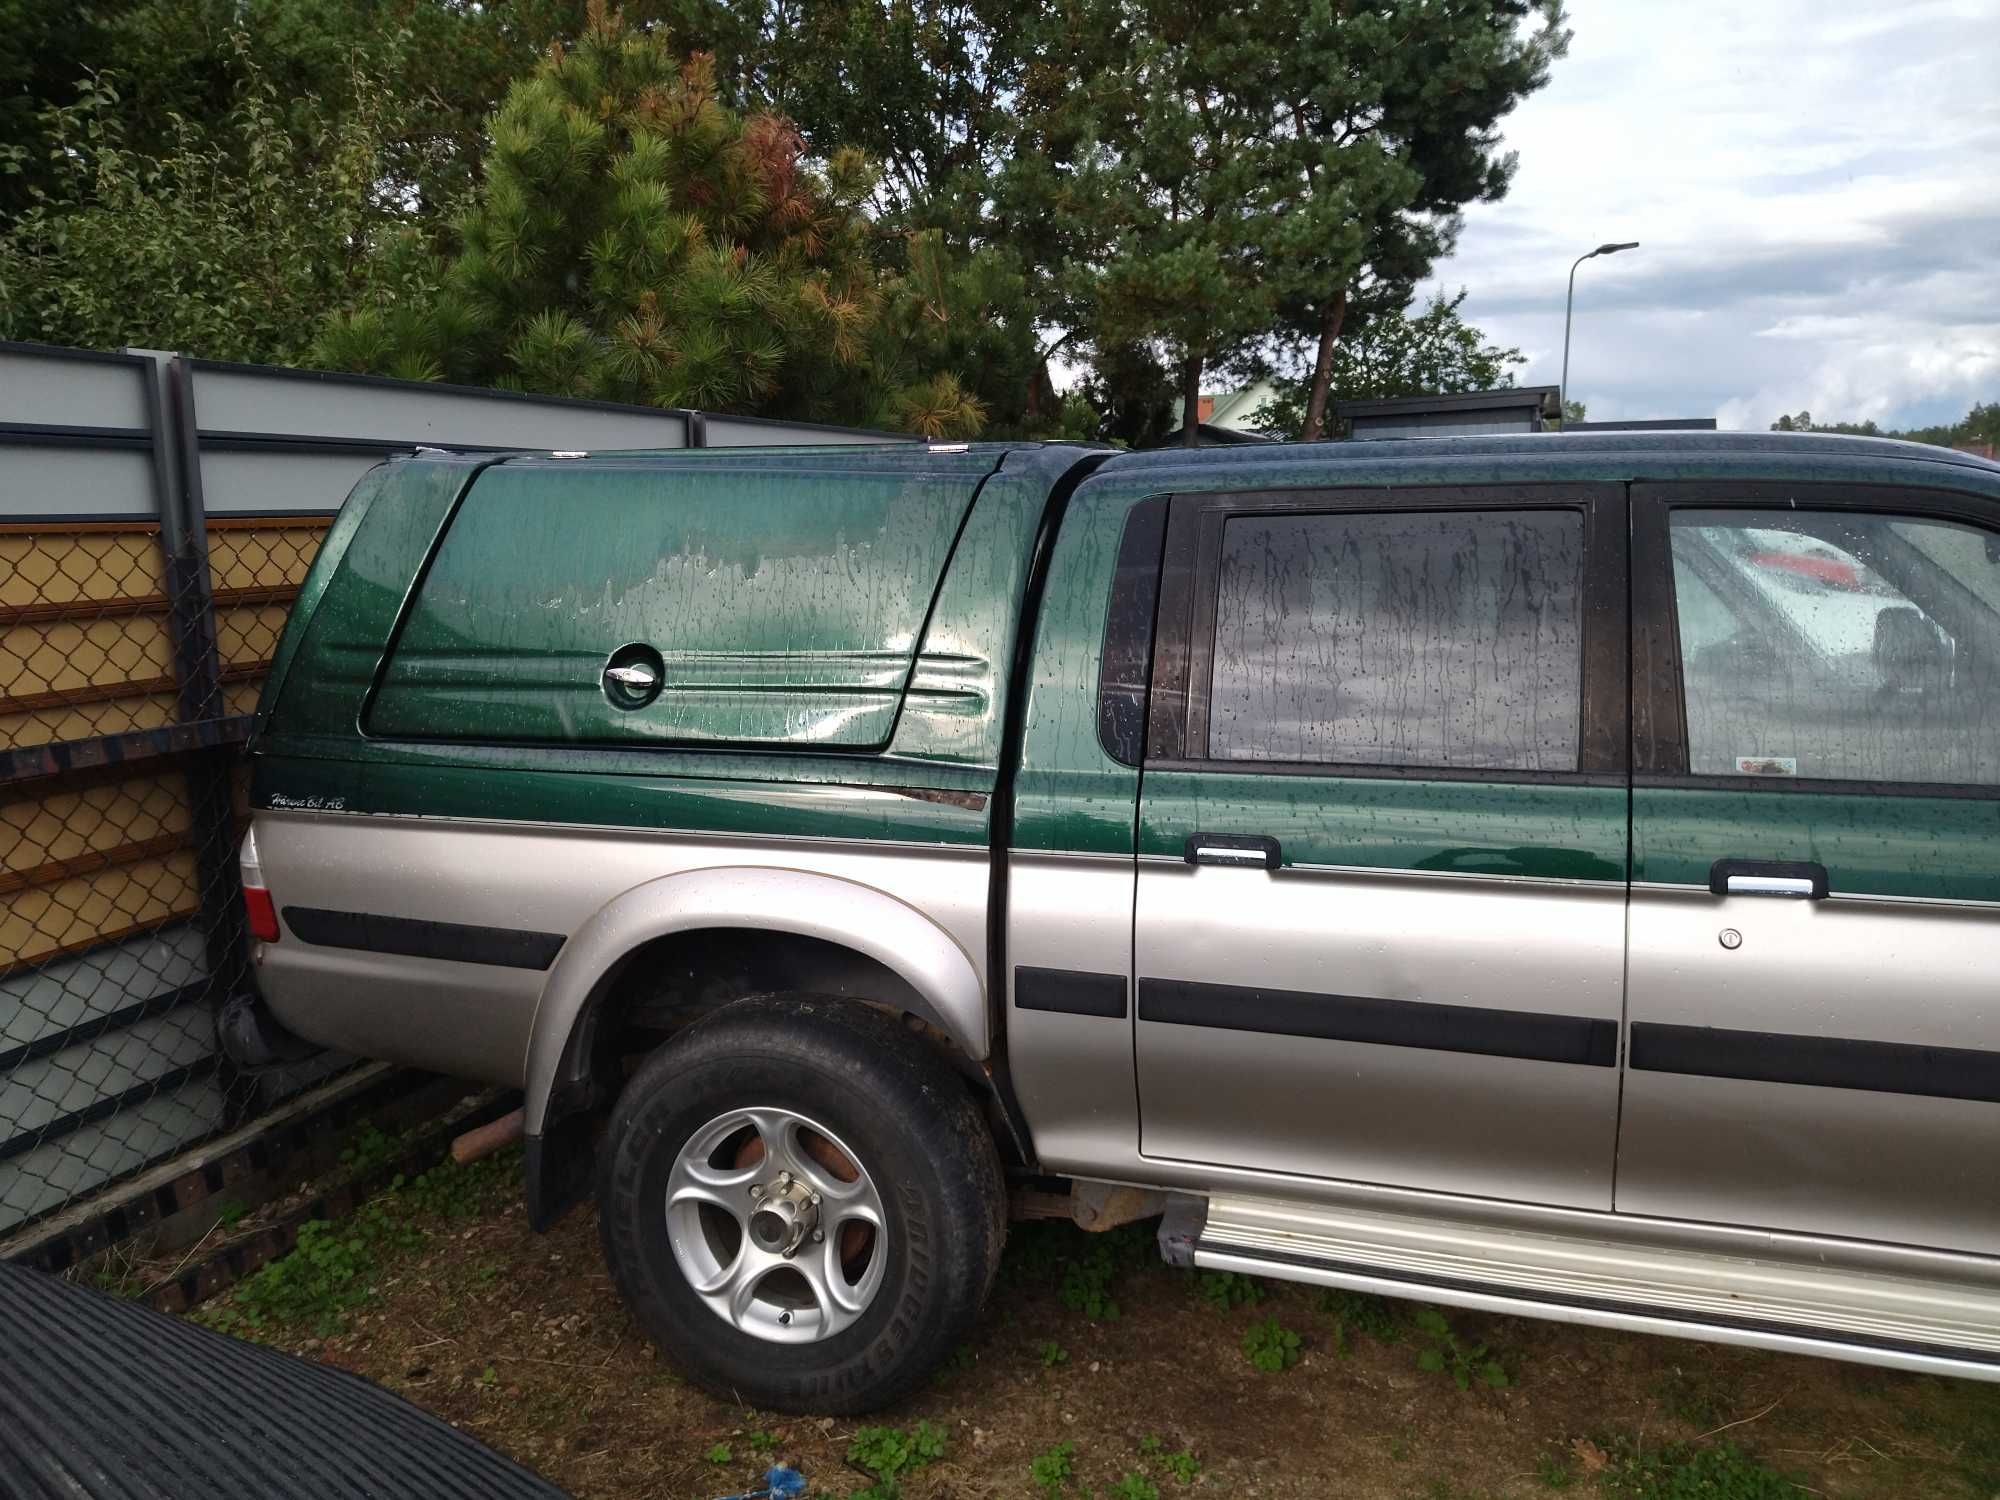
left=1207, top=509, right=1584, bottom=771
left=1669, top=509, right=2000, bottom=786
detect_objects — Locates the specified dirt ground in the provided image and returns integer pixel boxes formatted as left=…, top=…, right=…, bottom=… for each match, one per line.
left=166, top=1145, right=1998, bottom=1500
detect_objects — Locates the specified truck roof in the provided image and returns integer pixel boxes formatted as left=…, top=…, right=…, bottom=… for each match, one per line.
left=450, top=430, right=2000, bottom=486
left=1100, top=428, right=2000, bottom=477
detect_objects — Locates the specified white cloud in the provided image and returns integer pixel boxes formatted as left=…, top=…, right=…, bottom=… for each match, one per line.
left=1434, top=0, right=2000, bottom=429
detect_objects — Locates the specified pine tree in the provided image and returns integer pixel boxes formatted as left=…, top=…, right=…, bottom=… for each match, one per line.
left=1271, top=1, right=1571, bottom=439
left=1029, top=0, right=1293, bottom=447
left=313, top=4, right=983, bottom=435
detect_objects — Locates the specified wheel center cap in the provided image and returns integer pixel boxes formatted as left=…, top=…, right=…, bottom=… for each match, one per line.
left=747, top=1170, right=821, bottom=1257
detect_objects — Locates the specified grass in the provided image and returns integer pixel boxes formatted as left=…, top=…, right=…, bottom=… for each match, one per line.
left=1652, top=1363, right=1736, bottom=1429
left=1597, top=1440, right=1808, bottom=1498
left=1535, top=1451, right=1576, bottom=1489
left=1159, top=1448, right=1200, bottom=1484
left=1198, top=1269, right=1265, bottom=1312
left=1411, top=1305, right=1509, bottom=1390
left=1030, top=1440, right=1075, bottom=1495
left=1241, top=1314, right=1303, bottom=1372
left=1056, top=1239, right=1121, bottom=1321
left=174, top=1153, right=2000, bottom=1500
left=846, top=1420, right=947, bottom=1498
left=1315, top=1287, right=1403, bottom=1344
left=194, top=1148, right=518, bottom=1339
left=1896, top=1378, right=2000, bottom=1494
left=1104, top=1473, right=1158, bottom=1500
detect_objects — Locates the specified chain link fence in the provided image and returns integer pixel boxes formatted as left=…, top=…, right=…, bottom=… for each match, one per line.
left=2, top=349, right=337, bottom=1233
left=2, top=340, right=905, bottom=1244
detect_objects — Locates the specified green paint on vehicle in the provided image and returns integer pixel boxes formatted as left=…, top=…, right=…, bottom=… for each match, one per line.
left=1635, top=786, right=2000, bottom=902
left=367, top=454, right=1001, bottom=749
left=1012, top=476, right=1152, bottom=856
left=1138, top=771, right=1626, bottom=881
left=255, top=435, right=2000, bottom=869
left=253, top=458, right=394, bottom=737
left=891, top=447, right=1099, bottom=768
left=251, top=754, right=991, bottom=846
left=263, top=454, right=486, bottom=738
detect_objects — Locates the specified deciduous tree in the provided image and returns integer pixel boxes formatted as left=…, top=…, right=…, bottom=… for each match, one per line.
left=0, top=47, right=418, bottom=363
left=1254, top=289, right=1523, bottom=437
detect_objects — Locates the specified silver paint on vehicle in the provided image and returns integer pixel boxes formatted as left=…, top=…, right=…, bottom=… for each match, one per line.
left=1621, top=883, right=2000, bottom=1255
left=1134, top=860, right=1625, bottom=1208
left=250, top=810, right=991, bottom=1126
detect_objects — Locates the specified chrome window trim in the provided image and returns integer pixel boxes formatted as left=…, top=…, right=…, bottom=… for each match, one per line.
left=1632, top=878, right=2000, bottom=910
left=1137, top=852, right=1618, bottom=890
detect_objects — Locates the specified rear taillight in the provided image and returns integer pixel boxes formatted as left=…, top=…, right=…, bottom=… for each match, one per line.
left=240, top=826, right=279, bottom=942
left=244, top=884, right=280, bottom=944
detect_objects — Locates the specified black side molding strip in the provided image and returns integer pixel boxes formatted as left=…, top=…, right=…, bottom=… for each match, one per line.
left=283, top=907, right=565, bottom=971
left=1631, top=1021, right=2000, bottom=1104
left=1015, top=965, right=1129, bottom=1019
left=1198, top=1240, right=2000, bottom=1370
left=1138, top=977, right=1617, bottom=1067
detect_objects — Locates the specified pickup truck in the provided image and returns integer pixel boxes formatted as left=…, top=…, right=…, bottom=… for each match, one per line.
left=234, top=432, right=2000, bottom=1412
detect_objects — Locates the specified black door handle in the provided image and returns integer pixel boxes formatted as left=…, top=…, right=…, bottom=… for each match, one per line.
left=1184, top=833, right=1282, bottom=870
left=1708, top=858, right=1830, bottom=899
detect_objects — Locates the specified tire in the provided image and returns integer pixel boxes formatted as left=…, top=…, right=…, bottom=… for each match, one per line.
left=597, top=994, right=1006, bottom=1414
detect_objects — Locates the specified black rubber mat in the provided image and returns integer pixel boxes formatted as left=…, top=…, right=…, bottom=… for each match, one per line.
left=0, top=1261, right=568, bottom=1499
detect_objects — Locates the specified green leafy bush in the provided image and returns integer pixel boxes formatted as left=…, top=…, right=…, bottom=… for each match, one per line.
left=1241, top=1315, right=1303, bottom=1373
left=1601, top=1441, right=1808, bottom=1498
left=195, top=1150, right=517, bottom=1339
left=1198, top=1270, right=1265, bottom=1312
left=0, top=47, right=424, bottom=365
left=1030, top=1440, right=1075, bottom=1495
left=1057, top=1239, right=1121, bottom=1321
left=1411, top=1307, right=1508, bottom=1390
left=847, top=1419, right=948, bottom=1496
left=1315, top=1287, right=1402, bottom=1343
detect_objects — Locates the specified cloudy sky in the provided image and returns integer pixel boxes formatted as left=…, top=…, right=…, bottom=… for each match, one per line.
left=1431, top=0, right=2000, bottom=431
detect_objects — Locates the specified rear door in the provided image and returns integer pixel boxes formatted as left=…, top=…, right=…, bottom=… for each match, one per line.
left=1132, top=483, right=1629, bottom=1208
left=1620, top=481, right=2000, bottom=1253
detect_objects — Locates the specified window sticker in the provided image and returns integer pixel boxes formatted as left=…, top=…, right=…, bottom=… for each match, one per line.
left=1735, top=755, right=1798, bottom=777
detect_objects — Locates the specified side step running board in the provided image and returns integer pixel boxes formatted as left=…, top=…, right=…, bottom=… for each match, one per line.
left=1193, top=1194, right=2000, bottom=1383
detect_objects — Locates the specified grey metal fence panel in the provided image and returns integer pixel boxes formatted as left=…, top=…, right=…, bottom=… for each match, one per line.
left=703, top=413, right=897, bottom=447
left=194, top=449, right=392, bottom=517
left=0, top=445, right=158, bottom=519
left=189, top=360, right=694, bottom=457
left=0, top=347, right=153, bottom=430
left=1, top=340, right=913, bottom=1237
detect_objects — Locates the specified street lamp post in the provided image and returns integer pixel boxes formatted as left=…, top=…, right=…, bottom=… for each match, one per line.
left=1560, top=241, right=1639, bottom=423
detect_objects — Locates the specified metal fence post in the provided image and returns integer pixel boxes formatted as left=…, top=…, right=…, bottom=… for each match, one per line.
left=152, top=356, right=252, bottom=1122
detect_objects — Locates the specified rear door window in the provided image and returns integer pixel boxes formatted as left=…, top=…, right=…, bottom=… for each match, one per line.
left=1668, top=509, right=2000, bottom=784
left=368, top=458, right=985, bottom=749
left=1207, top=508, right=1586, bottom=771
